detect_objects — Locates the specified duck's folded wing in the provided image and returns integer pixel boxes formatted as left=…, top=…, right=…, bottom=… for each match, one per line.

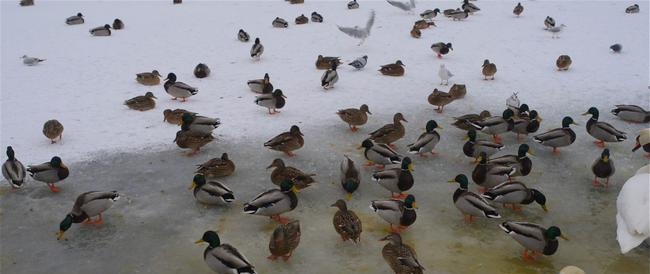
left=595, top=121, right=626, bottom=135
left=408, top=133, right=435, bottom=149
left=371, top=199, right=402, bottom=211
left=500, top=221, right=544, bottom=241
left=26, top=162, right=51, bottom=173
left=174, top=81, right=197, bottom=91
left=214, top=245, right=254, bottom=269
left=248, top=189, right=284, bottom=208
left=373, top=144, right=400, bottom=157
left=264, top=132, right=292, bottom=146
left=534, top=128, right=565, bottom=141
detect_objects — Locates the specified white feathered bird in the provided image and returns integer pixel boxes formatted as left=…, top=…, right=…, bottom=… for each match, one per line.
left=337, top=10, right=375, bottom=46
left=438, top=64, right=453, bottom=85
left=386, top=0, right=415, bottom=12
left=616, top=173, right=650, bottom=254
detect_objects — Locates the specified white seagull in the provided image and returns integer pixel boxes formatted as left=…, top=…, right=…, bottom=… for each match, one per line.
left=386, top=0, right=415, bottom=13
left=438, top=64, right=453, bottom=85
left=548, top=24, right=566, bottom=38
left=337, top=10, right=375, bottom=46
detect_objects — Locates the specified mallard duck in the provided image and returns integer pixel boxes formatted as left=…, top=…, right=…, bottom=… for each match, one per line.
left=449, top=174, right=501, bottom=223
left=428, top=88, right=455, bottom=113
left=378, top=60, right=405, bottom=76
left=592, top=148, right=615, bottom=188
left=112, top=18, right=124, bottom=29
left=482, top=181, right=547, bottom=212
left=583, top=107, right=627, bottom=147
left=332, top=199, right=362, bottom=243
left=124, top=91, right=156, bottom=111
left=632, top=128, right=650, bottom=157
left=372, top=157, right=414, bottom=199
left=463, top=129, right=504, bottom=161
left=136, top=70, right=162, bottom=86
left=616, top=173, right=650, bottom=253
left=472, top=152, right=516, bottom=190
left=272, top=17, right=289, bottom=28
left=56, top=191, right=120, bottom=240
left=611, top=104, right=650, bottom=123
left=238, top=29, right=250, bottom=42
left=21, top=55, right=45, bottom=66
left=348, top=0, right=359, bottom=9
left=163, top=108, right=196, bottom=125
left=268, top=220, right=301, bottom=261
left=450, top=9, right=470, bottom=20
left=533, top=116, right=578, bottom=154
left=244, top=180, right=298, bottom=224
left=2, top=146, right=26, bottom=189
left=250, top=38, right=264, bottom=60
left=556, top=55, right=572, bottom=70
left=626, top=4, right=639, bottom=14
left=255, top=89, right=286, bottom=115
left=65, top=12, right=84, bottom=25
left=173, top=0, right=181, bottom=3
left=43, top=119, right=64, bottom=144
left=469, top=109, right=515, bottom=143
left=195, top=231, right=257, bottom=274
left=264, top=125, right=304, bottom=157
left=194, top=63, right=210, bottom=78
left=370, top=194, right=417, bottom=233
left=413, top=19, right=435, bottom=29
left=337, top=104, right=371, bottom=131
left=174, top=125, right=214, bottom=156
left=513, top=2, right=524, bottom=16
left=443, top=8, right=461, bottom=17
left=311, top=11, right=323, bottom=22
left=19, top=0, right=33, bottom=6
left=408, top=120, right=441, bottom=157
left=512, top=110, right=541, bottom=141
left=295, top=14, right=308, bottom=24
left=316, top=55, right=342, bottom=70
left=340, top=156, right=360, bottom=199
left=321, top=62, right=339, bottom=90
left=27, top=156, right=69, bottom=192
left=610, top=43, right=623, bottom=53
left=369, top=113, right=408, bottom=145
left=196, top=153, right=235, bottom=178
left=499, top=222, right=568, bottom=260
left=462, top=0, right=480, bottom=13
left=487, top=144, right=533, bottom=177
left=544, top=16, right=555, bottom=29
left=380, top=233, right=425, bottom=274
left=267, top=158, right=315, bottom=190
left=452, top=110, right=491, bottom=130
left=482, top=59, right=497, bottom=80
left=448, top=83, right=466, bottom=99
left=89, top=24, right=111, bottom=36
left=360, top=139, right=401, bottom=168
left=410, top=26, right=421, bottom=38
left=180, top=113, right=220, bottom=136
left=247, top=73, right=274, bottom=94
left=420, top=8, right=440, bottom=19
left=189, top=174, right=235, bottom=205
left=431, top=42, right=453, bottom=58
left=164, top=73, right=198, bottom=101
left=348, top=55, right=368, bottom=70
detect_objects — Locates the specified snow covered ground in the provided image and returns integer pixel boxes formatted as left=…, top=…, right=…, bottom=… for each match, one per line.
left=1, top=0, right=649, bottom=274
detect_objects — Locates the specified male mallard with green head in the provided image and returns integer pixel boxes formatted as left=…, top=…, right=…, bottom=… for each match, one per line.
left=512, top=110, right=542, bottom=141
left=2, top=146, right=26, bottom=189
left=487, top=144, right=533, bottom=177
left=469, top=109, right=515, bottom=143
left=370, top=194, right=417, bottom=233
left=189, top=174, right=234, bottom=205
left=463, top=129, right=503, bottom=162
left=27, top=156, right=69, bottom=192
left=408, top=120, right=441, bottom=157
left=499, top=222, right=568, bottom=261
left=195, top=231, right=257, bottom=274
left=472, top=152, right=516, bottom=191
left=611, top=104, right=650, bottom=123
left=244, top=180, right=298, bottom=224
left=583, top=107, right=627, bottom=147
left=482, top=180, right=547, bottom=212
left=340, top=156, right=360, bottom=200
left=56, top=191, right=120, bottom=240
left=164, top=72, right=198, bottom=101
left=372, top=157, right=414, bottom=199
left=533, top=116, right=578, bottom=154
left=449, top=174, right=501, bottom=224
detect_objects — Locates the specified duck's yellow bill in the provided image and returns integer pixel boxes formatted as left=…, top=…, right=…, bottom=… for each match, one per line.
left=188, top=182, right=197, bottom=190
left=560, top=234, right=569, bottom=241
left=56, top=231, right=65, bottom=240
left=195, top=239, right=205, bottom=244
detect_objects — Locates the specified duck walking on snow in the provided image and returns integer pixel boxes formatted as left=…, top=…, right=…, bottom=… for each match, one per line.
left=513, top=3, right=524, bottom=16
left=449, top=174, right=501, bottom=224
left=248, top=73, right=274, bottom=94
left=2, top=146, right=26, bottom=189
left=533, top=116, right=578, bottom=154
left=381, top=233, right=425, bottom=274
left=583, top=107, right=627, bottom=147
left=592, top=148, right=615, bottom=188
left=164, top=73, right=198, bottom=101
left=407, top=120, right=441, bottom=157
left=250, top=38, right=264, bottom=60
left=321, top=62, right=339, bottom=90
left=264, top=125, right=304, bottom=157
left=255, top=89, right=286, bottom=115
left=337, top=104, right=371, bottom=131
left=43, top=119, right=64, bottom=144
left=28, top=156, right=69, bottom=192
left=544, top=16, right=555, bottom=29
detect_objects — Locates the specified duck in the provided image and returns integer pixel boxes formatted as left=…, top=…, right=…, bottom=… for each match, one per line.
left=616, top=172, right=650, bottom=253
left=21, top=55, right=45, bottom=66
left=163, top=108, right=196, bottom=125
left=420, top=8, right=440, bottom=19
left=272, top=17, right=289, bottom=28
left=112, top=18, right=124, bottom=29
left=450, top=9, right=470, bottom=20
left=482, top=59, right=497, bottom=80
left=487, top=144, right=533, bottom=177
left=431, top=42, right=453, bottom=58
left=438, top=64, right=454, bottom=85
left=337, top=104, right=371, bottom=131
left=42, top=119, right=64, bottom=144
left=472, top=152, right=516, bottom=190
left=413, top=19, right=435, bottom=29
left=340, top=156, right=360, bottom=200
left=513, top=2, right=524, bottom=17
left=632, top=128, right=650, bottom=157
left=331, top=199, right=362, bottom=243
left=264, top=125, right=304, bottom=157
left=512, top=110, right=541, bottom=141
left=449, top=83, right=466, bottom=99
left=268, top=220, right=301, bottom=261
left=499, top=222, right=568, bottom=260
left=443, top=8, right=461, bottom=17
left=2, top=146, right=26, bottom=189
left=452, top=110, right=491, bottom=131
left=189, top=174, right=235, bottom=205
left=295, top=14, right=308, bottom=24
left=462, top=0, right=480, bottom=13
left=544, top=16, right=556, bottom=29
left=370, top=194, right=417, bottom=233
left=428, top=88, right=455, bottom=113
left=410, top=26, right=421, bottom=38
left=556, top=55, right=572, bottom=70
left=196, top=153, right=235, bottom=179
left=463, top=129, right=504, bottom=161
left=247, top=73, right=274, bottom=94
left=610, top=43, right=623, bottom=53
left=311, top=11, right=323, bottom=22
left=380, top=233, right=425, bottom=274
left=174, top=124, right=214, bottom=156
left=611, top=104, right=650, bottom=123
left=244, top=180, right=298, bottom=224
left=369, top=113, right=408, bottom=145
left=482, top=181, right=547, bottom=212
left=164, top=73, right=198, bottom=101
left=379, top=60, right=405, bottom=76
left=321, top=62, right=339, bottom=90
left=136, top=70, right=162, bottom=85
left=181, top=113, right=220, bottom=136
left=469, top=109, right=515, bottom=143
left=267, top=158, right=315, bottom=190
left=533, top=116, right=578, bottom=154
left=27, top=156, right=69, bottom=192
left=348, top=0, right=359, bottom=9
left=348, top=55, right=368, bottom=70
left=583, top=107, right=627, bottom=147
left=89, top=24, right=111, bottom=36
left=56, top=191, right=120, bottom=240
left=250, top=38, right=264, bottom=60
left=255, top=89, right=286, bottom=115
left=194, top=63, right=210, bottom=78
left=592, top=148, right=615, bottom=188
left=195, top=231, right=257, bottom=274
left=238, top=29, right=250, bottom=42
left=626, top=4, right=640, bottom=13
left=408, top=120, right=441, bottom=157
left=449, top=174, right=501, bottom=223
left=316, top=55, right=342, bottom=70
left=360, top=139, right=402, bottom=168
left=124, top=91, right=156, bottom=111
left=19, top=0, right=33, bottom=6
left=372, top=157, right=414, bottom=199
left=65, top=12, right=84, bottom=25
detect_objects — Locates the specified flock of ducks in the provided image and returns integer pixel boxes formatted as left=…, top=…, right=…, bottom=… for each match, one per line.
left=6, top=1, right=649, bottom=274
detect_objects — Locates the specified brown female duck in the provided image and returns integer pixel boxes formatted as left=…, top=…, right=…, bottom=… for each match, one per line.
left=369, top=113, right=407, bottom=146
left=337, top=104, right=372, bottom=131
left=267, top=158, right=315, bottom=190
left=196, top=153, right=235, bottom=178
left=379, top=60, right=405, bottom=76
